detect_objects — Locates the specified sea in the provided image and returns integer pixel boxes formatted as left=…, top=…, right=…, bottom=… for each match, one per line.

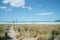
left=0, top=21, right=60, bottom=24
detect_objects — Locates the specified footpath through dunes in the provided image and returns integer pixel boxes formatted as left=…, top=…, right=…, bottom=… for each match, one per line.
left=0, top=24, right=60, bottom=40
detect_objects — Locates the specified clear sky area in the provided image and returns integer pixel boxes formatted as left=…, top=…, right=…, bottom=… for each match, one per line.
left=0, top=0, right=60, bottom=21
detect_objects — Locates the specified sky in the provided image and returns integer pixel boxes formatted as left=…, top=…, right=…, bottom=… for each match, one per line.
left=0, top=0, right=60, bottom=21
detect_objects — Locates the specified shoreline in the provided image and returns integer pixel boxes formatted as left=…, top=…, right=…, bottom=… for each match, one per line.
left=0, top=22, right=60, bottom=24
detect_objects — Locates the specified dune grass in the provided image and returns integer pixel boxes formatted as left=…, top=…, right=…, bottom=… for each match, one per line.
left=0, top=24, right=60, bottom=39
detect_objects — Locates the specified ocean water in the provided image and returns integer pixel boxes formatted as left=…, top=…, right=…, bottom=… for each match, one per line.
left=0, top=21, right=60, bottom=24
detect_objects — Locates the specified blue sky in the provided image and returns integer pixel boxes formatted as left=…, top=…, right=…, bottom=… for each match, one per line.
left=0, top=0, right=60, bottom=21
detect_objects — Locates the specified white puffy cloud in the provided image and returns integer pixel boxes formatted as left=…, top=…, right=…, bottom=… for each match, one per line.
left=0, top=6, right=12, bottom=11
left=24, top=6, right=32, bottom=10
left=2, top=0, right=11, bottom=4
left=36, top=12, right=53, bottom=16
left=2, top=0, right=32, bottom=10
left=0, top=6, right=7, bottom=9
left=22, top=6, right=26, bottom=8
left=2, top=0, right=25, bottom=8
left=28, top=6, right=32, bottom=10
